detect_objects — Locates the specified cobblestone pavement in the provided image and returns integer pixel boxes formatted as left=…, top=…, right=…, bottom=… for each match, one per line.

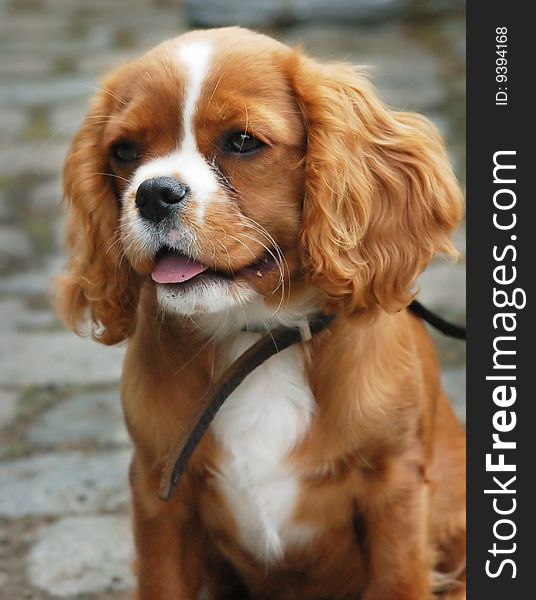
left=0, top=1, right=466, bottom=598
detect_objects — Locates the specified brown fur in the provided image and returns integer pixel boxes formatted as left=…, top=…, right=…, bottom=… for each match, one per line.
left=57, top=27, right=466, bottom=600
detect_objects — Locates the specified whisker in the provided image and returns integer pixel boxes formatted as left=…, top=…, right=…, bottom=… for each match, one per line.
left=236, top=231, right=287, bottom=316
left=78, top=84, right=130, bottom=107
left=239, top=216, right=292, bottom=311
left=226, top=234, right=257, bottom=260
left=203, top=69, right=225, bottom=132
left=90, top=172, right=131, bottom=184
left=216, top=240, right=234, bottom=274
left=172, top=323, right=217, bottom=377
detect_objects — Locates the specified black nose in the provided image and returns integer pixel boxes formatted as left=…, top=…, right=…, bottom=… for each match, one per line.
left=135, top=176, right=190, bottom=223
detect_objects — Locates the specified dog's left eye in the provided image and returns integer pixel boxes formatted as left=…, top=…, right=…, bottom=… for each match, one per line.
left=111, top=141, right=140, bottom=163
left=223, top=132, right=264, bottom=154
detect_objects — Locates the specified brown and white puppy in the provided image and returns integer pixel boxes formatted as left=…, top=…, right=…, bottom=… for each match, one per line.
left=57, top=27, right=466, bottom=600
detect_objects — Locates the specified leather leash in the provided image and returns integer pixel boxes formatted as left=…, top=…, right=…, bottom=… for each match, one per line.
left=409, top=299, right=466, bottom=340
left=159, top=311, right=336, bottom=501
left=158, top=301, right=465, bottom=501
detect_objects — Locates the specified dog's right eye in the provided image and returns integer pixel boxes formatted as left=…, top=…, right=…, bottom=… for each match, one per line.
left=111, top=141, right=139, bottom=163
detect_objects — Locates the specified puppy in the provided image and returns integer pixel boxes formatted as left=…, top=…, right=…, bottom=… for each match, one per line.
left=57, top=27, right=466, bottom=600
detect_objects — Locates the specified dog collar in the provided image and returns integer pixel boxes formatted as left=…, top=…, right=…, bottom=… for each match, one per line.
left=159, top=311, right=336, bottom=501
left=240, top=318, right=313, bottom=341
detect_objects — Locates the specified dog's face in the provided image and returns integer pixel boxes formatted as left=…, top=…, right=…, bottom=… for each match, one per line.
left=110, top=31, right=306, bottom=319
left=57, top=27, right=462, bottom=344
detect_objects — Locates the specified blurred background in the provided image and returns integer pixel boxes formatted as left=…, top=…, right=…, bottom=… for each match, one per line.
left=0, top=1, right=465, bottom=598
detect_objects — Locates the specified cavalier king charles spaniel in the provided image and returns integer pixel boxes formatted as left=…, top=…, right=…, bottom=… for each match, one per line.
left=57, top=27, right=466, bottom=600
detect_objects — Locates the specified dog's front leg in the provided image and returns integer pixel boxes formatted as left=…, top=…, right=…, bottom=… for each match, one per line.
left=361, top=457, right=433, bottom=600
left=130, top=455, right=203, bottom=600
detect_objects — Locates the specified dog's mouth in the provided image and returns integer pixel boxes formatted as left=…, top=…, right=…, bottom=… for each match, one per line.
left=151, top=247, right=276, bottom=286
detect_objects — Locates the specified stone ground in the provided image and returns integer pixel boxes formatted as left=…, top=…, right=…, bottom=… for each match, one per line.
left=0, top=1, right=465, bottom=598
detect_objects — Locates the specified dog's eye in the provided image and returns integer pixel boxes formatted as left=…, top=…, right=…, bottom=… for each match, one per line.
left=223, top=132, right=264, bottom=154
left=111, top=141, right=139, bottom=163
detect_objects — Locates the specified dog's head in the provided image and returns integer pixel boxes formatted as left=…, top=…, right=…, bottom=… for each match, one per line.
left=57, top=27, right=463, bottom=344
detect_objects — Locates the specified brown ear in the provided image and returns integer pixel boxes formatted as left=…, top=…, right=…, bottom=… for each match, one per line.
left=55, top=87, right=139, bottom=345
left=289, top=53, right=463, bottom=313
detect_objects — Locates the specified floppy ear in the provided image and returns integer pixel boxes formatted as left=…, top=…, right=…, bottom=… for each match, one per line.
left=56, top=87, right=139, bottom=345
left=289, top=53, right=463, bottom=313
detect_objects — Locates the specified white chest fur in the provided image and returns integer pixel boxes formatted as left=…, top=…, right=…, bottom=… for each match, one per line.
left=211, top=333, right=316, bottom=562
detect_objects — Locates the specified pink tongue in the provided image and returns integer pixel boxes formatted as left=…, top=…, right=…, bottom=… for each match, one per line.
left=151, top=254, right=207, bottom=284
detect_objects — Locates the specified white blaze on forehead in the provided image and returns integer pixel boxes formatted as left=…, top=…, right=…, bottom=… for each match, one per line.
left=176, top=42, right=212, bottom=150
left=174, top=41, right=217, bottom=221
